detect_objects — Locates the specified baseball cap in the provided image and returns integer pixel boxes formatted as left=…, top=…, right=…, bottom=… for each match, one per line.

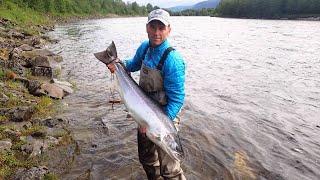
left=147, top=9, right=170, bottom=26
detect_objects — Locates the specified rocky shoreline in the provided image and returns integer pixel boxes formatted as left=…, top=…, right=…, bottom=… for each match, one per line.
left=0, top=18, right=77, bottom=179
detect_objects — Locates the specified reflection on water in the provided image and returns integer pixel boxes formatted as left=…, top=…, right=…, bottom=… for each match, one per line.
left=48, top=17, right=320, bottom=180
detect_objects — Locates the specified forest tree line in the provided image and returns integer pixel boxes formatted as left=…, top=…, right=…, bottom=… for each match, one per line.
left=215, top=0, right=320, bottom=18
left=1, top=0, right=159, bottom=16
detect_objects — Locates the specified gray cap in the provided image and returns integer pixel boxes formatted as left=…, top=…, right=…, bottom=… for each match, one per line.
left=147, top=9, right=170, bottom=26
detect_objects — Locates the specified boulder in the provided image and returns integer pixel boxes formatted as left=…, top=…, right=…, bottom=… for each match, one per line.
left=0, top=139, right=12, bottom=152
left=0, top=92, right=9, bottom=104
left=39, top=83, right=64, bottom=99
left=52, top=54, right=63, bottom=62
left=19, top=44, right=33, bottom=51
left=13, top=166, right=49, bottom=180
left=51, top=79, right=74, bottom=95
left=31, top=55, right=51, bottom=67
left=7, top=106, right=34, bottom=122
left=31, top=66, right=53, bottom=78
left=3, top=128, right=21, bottom=140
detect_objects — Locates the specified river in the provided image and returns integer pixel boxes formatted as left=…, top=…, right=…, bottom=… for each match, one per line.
left=47, top=17, right=320, bottom=180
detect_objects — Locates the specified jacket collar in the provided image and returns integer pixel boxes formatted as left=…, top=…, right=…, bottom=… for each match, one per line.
left=149, top=39, right=169, bottom=52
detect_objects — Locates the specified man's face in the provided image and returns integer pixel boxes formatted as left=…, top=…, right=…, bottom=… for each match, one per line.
left=146, top=20, right=171, bottom=47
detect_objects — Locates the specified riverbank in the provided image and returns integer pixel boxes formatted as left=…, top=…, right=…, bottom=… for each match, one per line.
left=0, top=17, right=78, bottom=179
left=211, top=14, right=320, bottom=21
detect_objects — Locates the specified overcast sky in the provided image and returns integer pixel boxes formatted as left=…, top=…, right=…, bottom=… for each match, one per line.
left=125, top=0, right=205, bottom=8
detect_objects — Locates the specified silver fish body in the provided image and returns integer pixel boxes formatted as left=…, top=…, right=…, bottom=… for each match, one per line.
left=114, top=63, right=184, bottom=161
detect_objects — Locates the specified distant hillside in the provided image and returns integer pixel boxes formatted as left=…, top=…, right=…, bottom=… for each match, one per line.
left=193, top=0, right=220, bottom=10
left=169, top=5, right=193, bottom=12
left=169, top=0, right=220, bottom=12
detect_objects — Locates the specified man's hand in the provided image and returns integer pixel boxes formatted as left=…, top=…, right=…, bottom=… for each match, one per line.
left=107, top=63, right=116, bottom=73
left=138, top=126, right=147, bottom=134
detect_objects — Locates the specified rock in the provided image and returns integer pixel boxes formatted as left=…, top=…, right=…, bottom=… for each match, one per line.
left=3, top=128, right=21, bottom=140
left=8, top=106, right=34, bottom=122
left=52, top=54, right=63, bottom=62
left=42, top=117, right=66, bottom=128
left=13, top=166, right=48, bottom=180
left=0, top=92, right=9, bottom=104
left=31, top=55, right=51, bottom=67
left=31, top=128, right=47, bottom=138
left=23, top=122, right=33, bottom=129
left=6, top=70, right=17, bottom=79
left=20, top=49, right=55, bottom=61
left=51, top=79, right=74, bottom=95
left=0, top=48, right=10, bottom=61
left=46, top=136, right=59, bottom=146
left=19, top=44, right=33, bottom=51
left=27, top=80, right=44, bottom=96
left=39, top=83, right=65, bottom=99
left=0, top=139, right=12, bottom=152
left=0, top=108, right=10, bottom=115
left=51, top=78, right=73, bottom=87
left=31, top=66, right=53, bottom=78
left=15, top=76, right=30, bottom=86
left=8, top=29, right=25, bottom=39
left=46, top=128, right=67, bottom=138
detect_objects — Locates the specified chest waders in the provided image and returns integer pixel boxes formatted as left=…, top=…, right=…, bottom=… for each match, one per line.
left=139, top=47, right=175, bottom=106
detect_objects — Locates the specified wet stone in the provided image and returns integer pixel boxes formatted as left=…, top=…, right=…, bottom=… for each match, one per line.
left=8, top=106, right=34, bottom=122
left=19, top=44, right=33, bottom=51
left=32, top=66, right=53, bottom=78
left=13, top=166, right=49, bottom=180
left=0, top=139, right=12, bottom=152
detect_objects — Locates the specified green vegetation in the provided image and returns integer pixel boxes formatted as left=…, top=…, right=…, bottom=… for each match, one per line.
left=0, top=0, right=159, bottom=31
left=21, top=124, right=45, bottom=137
left=44, top=172, right=59, bottom=180
left=170, top=8, right=216, bottom=16
left=215, top=0, right=320, bottom=18
left=33, top=96, right=54, bottom=118
left=0, top=68, right=5, bottom=79
left=0, top=150, right=35, bottom=178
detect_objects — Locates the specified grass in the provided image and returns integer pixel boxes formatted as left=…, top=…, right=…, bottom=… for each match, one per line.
left=33, top=96, right=54, bottom=118
left=0, top=115, right=8, bottom=124
left=0, top=0, right=51, bottom=34
left=20, top=124, right=45, bottom=138
left=43, top=172, right=59, bottom=180
left=0, top=68, right=5, bottom=80
left=0, top=150, right=37, bottom=179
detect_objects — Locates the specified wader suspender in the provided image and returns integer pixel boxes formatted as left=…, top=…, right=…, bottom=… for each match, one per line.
left=157, top=47, right=175, bottom=70
left=142, top=46, right=175, bottom=70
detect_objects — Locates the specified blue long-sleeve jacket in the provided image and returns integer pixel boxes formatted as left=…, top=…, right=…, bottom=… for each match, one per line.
left=125, top=40, right=185, bottom=120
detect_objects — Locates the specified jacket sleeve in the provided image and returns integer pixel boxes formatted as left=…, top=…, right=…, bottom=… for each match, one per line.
left=162, top=51, right=186, bottom=120
left=125, top=41, right=149, bottom=72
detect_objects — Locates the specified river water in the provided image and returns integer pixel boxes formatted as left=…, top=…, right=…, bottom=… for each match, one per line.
left=47, top=17, right=320, bottom=180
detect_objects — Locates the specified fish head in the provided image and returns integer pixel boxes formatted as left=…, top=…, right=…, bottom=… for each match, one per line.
left=162, top=133, right=185, bottom=161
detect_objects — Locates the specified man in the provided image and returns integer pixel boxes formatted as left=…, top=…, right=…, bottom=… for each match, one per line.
left=107, top=9, right=186, bottom=180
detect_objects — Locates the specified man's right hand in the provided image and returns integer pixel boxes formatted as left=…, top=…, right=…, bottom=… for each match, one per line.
left=107, top=63, right=116, bottom=73
left=138, top=126, right=147, bottom=134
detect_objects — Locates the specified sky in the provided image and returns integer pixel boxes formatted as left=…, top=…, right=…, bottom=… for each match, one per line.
left=125, top=0, right=205, bottom=8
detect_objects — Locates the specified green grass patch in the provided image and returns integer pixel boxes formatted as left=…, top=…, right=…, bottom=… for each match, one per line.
left=0, top=68, right=5, bottom=80
left=20, top=124, right=45, bottom=137
left=0, top=0, right=51, bottom=34
left=2, top=91, right=25, bottom=108
left=0, top=151, right=21, bottom=178
left=0, top=115, right=8, bottom=124
left=0, top=150, right=36, bottom=179
left=33, top=96, right=54, bottom=118
left=43, top=172, right=59, bottom=180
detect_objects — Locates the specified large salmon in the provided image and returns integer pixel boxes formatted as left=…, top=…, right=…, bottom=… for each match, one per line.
left=94, top=41, right=184, bottom=161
